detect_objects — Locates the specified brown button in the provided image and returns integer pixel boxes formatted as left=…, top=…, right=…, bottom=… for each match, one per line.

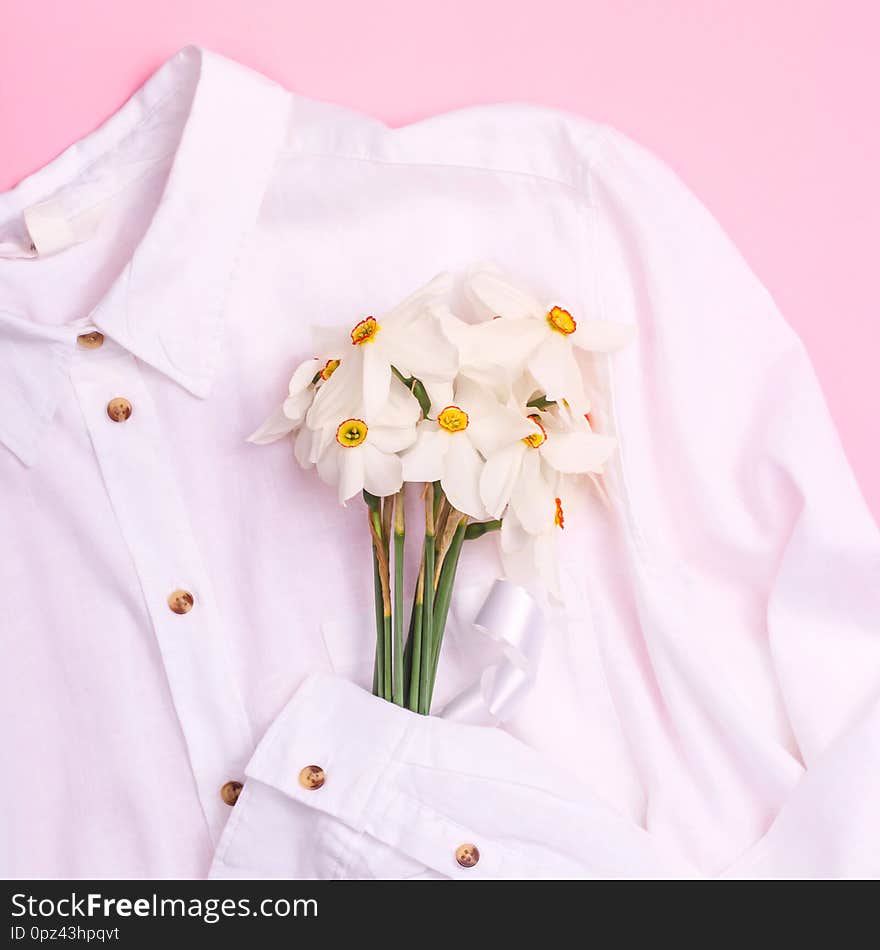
left=298, top=765, right=325, bottom=790
left=455, top=843, right=480, bottom=868
left=168, top=589, right=194, bottom=615
left=220, top=780, right=243, bottom=806
left=106, top=397, right=132, bottom=423
left=76, top=330, right=104, bottom=349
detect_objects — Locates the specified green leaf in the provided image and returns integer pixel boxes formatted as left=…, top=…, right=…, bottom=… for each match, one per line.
left=391, top=365, right=431, bottom=417
left=464, top=519, right=502, bottom=540
left=410, top=378, right=431, bottom=417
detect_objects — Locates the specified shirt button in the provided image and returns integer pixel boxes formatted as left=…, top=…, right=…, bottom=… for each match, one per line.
left=76, top=330, right=105, bottom=349
left=455, top=843, right=480, bottom=868
left=106, top=397, right=132, bottom=423
left=168, top=589, right=194, bottom=615
left=220, top=781, right=243, bottom=806
left=298, top=765, right=325, bottom=790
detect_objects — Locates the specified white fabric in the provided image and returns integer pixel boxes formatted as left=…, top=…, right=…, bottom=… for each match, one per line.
left=1, top=46, right=877, bottom=880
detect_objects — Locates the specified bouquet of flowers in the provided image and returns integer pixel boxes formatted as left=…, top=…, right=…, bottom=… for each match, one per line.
left=249, top=265, right=632, bottom=714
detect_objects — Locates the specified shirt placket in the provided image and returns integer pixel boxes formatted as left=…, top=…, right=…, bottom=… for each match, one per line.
left=69, top=332, right=253, bottom=842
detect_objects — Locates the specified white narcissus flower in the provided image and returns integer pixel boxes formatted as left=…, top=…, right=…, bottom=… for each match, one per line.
left=308, top=273, right=459, bottom=427
left=435, top=306, right=514, bottom=402
left=309, top=376, right=420, bottom=504
left=401, top=378, right=536, bottom=519
left=480, top=401, right=617, bottom=534
left=247, top=356, right=342, bottom=444
left=461, top=265, right=633, bottom=414
left=500, top=495, right=566, bottom=602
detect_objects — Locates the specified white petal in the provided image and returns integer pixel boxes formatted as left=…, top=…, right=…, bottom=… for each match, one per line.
left=247, top=406, right=296, bottom=444
left=282, top=388, right=313, bottom=425
left=381, top=377, right=421, bottom=427
left=539, top=430, right=617, bottom=474
left=383, top=316, right=458, bottom=385
left=467, top=401, right=537, bottom=459
left=362, top=444, right=404, bottom=497
left=479, top=442, right=525, bottom=518
left=382, top=272, right=454, bottom=330
left=455, top=376, right=535, bottom=457
left=362, top=346, right=392, bottom=418
left=400, top=425, right=447, bottom=482
left=436, top=305, right=471, bottom=350
left=500, top=507, right=531, bottom=554
left=369, top=423, right=417, bottom=454
left=308, top=421, right=336, bottom=464
left=441, top=435, right=487, bottom=520
left=420, top=378, right=454, bottom=417
left=289, top=358, right=322, bottom=396
left=561, top=344, right=589, bottom=415
left=457, top=362, right=515, bottom=403
left=570, top=319, right=635, bottom=353
left=307, top=354, right=363, bottom=429
left=527, top=334, right=568, bottom=403
left=293, top=426, right=315, bottom=469
left=500, top=540, right=537, bottom=589
left=458, top=317, right=545, bottom=377
left=338, top=447, right=365, bottom=503
left=465, top=267, right=543, bottom=322
left=510, top=449, right=556, bottom=534
left=316, top=442, right=340, bottom=487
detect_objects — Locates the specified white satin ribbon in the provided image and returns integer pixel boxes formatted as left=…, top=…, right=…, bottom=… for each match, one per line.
left=440, top=579, right=544, bottom=725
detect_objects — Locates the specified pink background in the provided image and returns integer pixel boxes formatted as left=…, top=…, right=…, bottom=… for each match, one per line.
left=2, top=1, right=877, bottom=518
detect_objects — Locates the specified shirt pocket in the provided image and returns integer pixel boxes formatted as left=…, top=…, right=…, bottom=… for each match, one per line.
left=318, top=574, right=507, bottom=712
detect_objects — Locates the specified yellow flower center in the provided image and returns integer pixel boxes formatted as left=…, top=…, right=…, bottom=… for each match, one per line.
left=351, top=316, right=380, bottom=345
left=336, top=418, right=368, bottom=448
left=522, top=414, right=547, bottom=449
left=554, top=497, right=565, bottom=530
left=437, top=405, right=469, bottom=433
left=546, top=306, right=577, bottom=335
left=320, top=358, right=340, bottom=380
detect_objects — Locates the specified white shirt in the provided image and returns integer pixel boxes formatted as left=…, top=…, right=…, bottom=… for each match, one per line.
left=1, top=46, right=877, bottom=880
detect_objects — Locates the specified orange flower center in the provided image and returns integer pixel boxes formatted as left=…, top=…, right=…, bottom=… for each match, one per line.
left=320, top=358, right=341, bottom=380
left=522, top=414, right=547, bottom=449
left=546, top=306, right=577, bottom=335
left=336, top=418, right=368, bottom=448
left=437, top=405, right=469, bottom=433
left=351, top=316, right=380, bottom=345
left=554, top=497, right=565, bottom=529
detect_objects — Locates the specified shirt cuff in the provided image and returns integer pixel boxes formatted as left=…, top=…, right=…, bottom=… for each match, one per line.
left=242, top=672, right=510, bottom=877
left=214, top=672, right=697, bottom=879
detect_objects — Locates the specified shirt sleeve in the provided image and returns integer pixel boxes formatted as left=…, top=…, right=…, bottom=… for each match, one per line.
left=586, top=127, right=880, bottom=878
left=208, top=673, right=700, bottom=879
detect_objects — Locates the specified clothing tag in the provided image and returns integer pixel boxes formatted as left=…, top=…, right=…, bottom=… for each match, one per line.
left=23, top=200, right=78, bottom=257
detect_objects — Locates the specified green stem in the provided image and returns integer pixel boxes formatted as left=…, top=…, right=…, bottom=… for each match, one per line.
left=402, top=593, right=416, bottom=700
left=381, top=498, right=393, bottom=700
left=368, top=503, right=392, bottom=701
left=371, top=548, right=383, bottom=697
left=383, top=614, right=392, bottom=701
left=407, top=559, right=425, bottom=712
left=427, top=519, right=467, bottom=710
left=392, top=489, right=406, bottom=706
left=419, top=484, right=436, bottom=715
left=366, top=503, right=386, bottom=699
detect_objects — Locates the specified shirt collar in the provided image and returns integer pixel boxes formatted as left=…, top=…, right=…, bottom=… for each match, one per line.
left=0, top=46, right=290, bottom=466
